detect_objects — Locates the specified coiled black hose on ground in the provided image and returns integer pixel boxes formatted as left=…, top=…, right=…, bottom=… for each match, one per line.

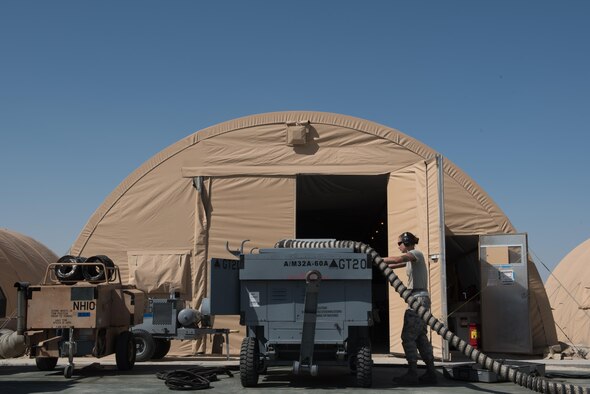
left=275, top=239, right=589, bottom=394
left=156, top=366, right=235, bottom=390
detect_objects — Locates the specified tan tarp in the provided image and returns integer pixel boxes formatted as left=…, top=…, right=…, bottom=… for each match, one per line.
left=181, top=176, right=296, bottom=354
left=70, top=111, right=557, bottom=356
left=545, top=239, right=590, bottom=348
left=387, top=159, right=444, bottom=357
left=0, top=229, right=57, bottom=327
left=127, top=250, right=192, bottom=298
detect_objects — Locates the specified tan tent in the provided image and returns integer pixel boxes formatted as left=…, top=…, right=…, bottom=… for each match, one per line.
left=0, top=228, right=57, bottom=328
left=545, top=239, right=590, bottom=350
left=70, top=111, right=556, bottom=358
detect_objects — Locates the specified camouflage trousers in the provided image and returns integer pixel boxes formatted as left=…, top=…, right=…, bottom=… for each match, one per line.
left=401, top=291, right=434, bottom=363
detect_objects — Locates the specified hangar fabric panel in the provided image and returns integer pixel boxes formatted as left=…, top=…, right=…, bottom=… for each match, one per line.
left=0, top=228, right=57, bottom=328
left=70, top=111, right=557, bottom=358
left=545, top=239, right=590, bottom=350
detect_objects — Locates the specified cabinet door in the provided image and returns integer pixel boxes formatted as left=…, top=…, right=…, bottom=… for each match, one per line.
left=480, top=233, right=531, bottom=353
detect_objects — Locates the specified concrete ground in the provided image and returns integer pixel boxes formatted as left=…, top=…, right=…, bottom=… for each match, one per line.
left=1, top=354, right=590, bottom=393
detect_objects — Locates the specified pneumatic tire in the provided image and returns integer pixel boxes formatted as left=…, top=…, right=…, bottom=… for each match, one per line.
left=132, top=329, right=155, bottom=362
left=356, top=343, right=372, bottom=388
left=151, top=338, right=171, bottom=359
left=239, top=337, right=259, bottom=387
left=115, top=331, right=136, bottom=371
left=54, top=255, right=85, bottom=284
left=83, top=255, right=115, bottom=282
left=36, top=356, right=58, bottom=371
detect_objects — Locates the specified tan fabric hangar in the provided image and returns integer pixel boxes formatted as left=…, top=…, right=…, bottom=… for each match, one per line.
left=0, top=228, right=58, bottom=328
left=545, top=239, right=590, bottom=350
left=70, top=111, right=557, bottom=359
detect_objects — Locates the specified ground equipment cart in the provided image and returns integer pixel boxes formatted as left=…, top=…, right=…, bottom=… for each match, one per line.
left=15, top=255, right=145, bottom=377
left=207, top=243, right=374, bottom=387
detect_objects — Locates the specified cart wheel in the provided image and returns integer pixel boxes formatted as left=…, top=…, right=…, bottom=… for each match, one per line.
left=115, top=331, right=136, bottom=371
left=293, top=360, right=300, bottom=375
left=239, top=337, right=259, bottom=387
left=133, top=329, right=155, bottom=362
left=310, top=364, right=319, bottom=376
left=356, top=344, right=372, bottom=388
left=64, top=364, right=74, bottom=378
left=36, top=357, right=58, bottom=371
left=151, top=338, right=171, bottom=360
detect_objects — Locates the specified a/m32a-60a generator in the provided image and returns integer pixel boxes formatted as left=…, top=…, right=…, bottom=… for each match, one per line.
left=206, top=242, right=374, bottom=387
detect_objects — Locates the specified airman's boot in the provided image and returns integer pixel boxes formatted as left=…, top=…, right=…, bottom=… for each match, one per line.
left=419, top=358, right=438, bottom=384
left=393, top=361, right=419, bottom=385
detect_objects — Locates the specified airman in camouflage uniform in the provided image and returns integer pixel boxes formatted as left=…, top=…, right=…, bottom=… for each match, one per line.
left=384, top=232, right=437, bottom=386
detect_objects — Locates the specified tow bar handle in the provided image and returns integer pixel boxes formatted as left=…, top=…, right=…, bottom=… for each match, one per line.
left=295, top=270, right=322, bottom=376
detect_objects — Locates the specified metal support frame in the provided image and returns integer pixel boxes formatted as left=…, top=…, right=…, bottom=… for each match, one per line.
left=436, top=154, right=449, bottom=361
left=295, top=270, right=322, bottom=376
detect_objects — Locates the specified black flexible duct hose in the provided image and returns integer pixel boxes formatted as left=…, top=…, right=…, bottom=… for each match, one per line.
left=275, top=239, right=589, bottom=394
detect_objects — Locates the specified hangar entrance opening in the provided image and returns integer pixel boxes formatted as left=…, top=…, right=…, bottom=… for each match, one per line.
left=295, top=174, right=390, bottom=353
left=445, top=235, right=481, bottom=358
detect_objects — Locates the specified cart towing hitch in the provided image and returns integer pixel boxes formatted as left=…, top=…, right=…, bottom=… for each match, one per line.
left=293, top=270, right=322, bottom=376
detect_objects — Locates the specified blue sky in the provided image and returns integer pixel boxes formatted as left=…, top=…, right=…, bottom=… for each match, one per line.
left=1, top=1, right=588, bottom=282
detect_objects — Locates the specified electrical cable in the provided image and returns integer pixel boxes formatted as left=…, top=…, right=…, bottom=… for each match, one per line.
left=276, top=239, right=590, bottom=394
left=0, top=310, right=16, bottom=329
left=531, top=248, right=590, bottom=322
left=553, top=320, right=588, bottom=359
left=156, top=365, right=235, bottom=390
left=446, top=290, right=481, bottom=318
